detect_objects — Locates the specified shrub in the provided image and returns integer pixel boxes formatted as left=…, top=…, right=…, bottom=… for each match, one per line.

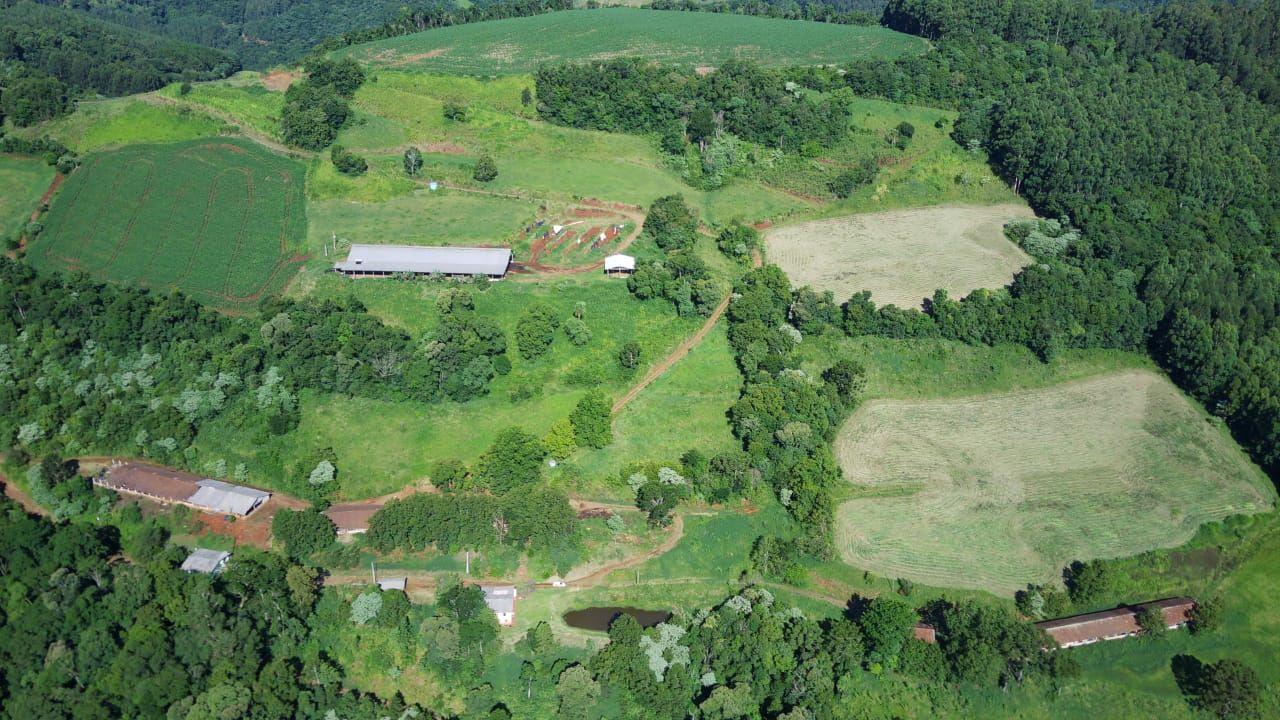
left=1136, top=605, right=1168, bottom=639
left=617, top=341, right=642, bottom=370
left=515, top=302, right=559, bottom=360
left=570, top=392, right=612, bottom=449
left=829, top=156, right=879, bottom=198
left=563, top=317, right=591, bottom=346
left=473, top=153, right=498, bottom=182
left=443, top=102, right=468, bottom=121
left=330, top=145, right=368, bottom=175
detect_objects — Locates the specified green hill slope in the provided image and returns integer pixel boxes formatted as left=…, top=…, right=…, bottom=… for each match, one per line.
left=338, top=8, right=928, bottom=73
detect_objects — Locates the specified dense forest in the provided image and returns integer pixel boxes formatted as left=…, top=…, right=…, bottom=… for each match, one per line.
left=0, top=1, right=234, bottom=124
left=830, top=0, right=1280, bottom=477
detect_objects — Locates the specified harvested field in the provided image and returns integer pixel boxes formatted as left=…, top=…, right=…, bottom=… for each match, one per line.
left=31, top=139, right=307, bottom=311
left=833, top=370, right=1274, bottom=595
left=765, top=204, right=1033, bottom=309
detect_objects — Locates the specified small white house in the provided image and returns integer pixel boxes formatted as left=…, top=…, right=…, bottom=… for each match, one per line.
left=483, top=585, right=518, bottom=626
left=604, top=254, right=636, bottom=277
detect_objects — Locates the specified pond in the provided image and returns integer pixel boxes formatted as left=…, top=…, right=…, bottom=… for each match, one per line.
left=562, top=606, right=670, bottom=632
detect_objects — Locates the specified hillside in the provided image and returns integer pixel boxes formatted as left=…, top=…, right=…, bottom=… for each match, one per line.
left=338, top=8, right=928, bottom=73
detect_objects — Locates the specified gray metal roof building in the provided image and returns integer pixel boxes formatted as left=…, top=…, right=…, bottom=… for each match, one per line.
left=181, top=548, right=231, bottom=574
left=334, top=244, right=512, bottom=278
left=189, top=479, right=270, bottom=516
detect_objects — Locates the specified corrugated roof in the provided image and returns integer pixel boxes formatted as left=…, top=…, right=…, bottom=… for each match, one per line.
left=604, top=254, right=635, bottom=271
left=377, top=577, right=407, bottom=591
left=189, top=479, right=270, bottom=516
left=483, top=585, right=517, bottom=613
left=334, top=244, right=511, bottom=276
left=99, top=463, right=201, bottom=502
left=1036, top=597, right=1194, bottom=647
left=325, top=503, right=382, bottom=533
left=181, top=548, right=230, bottom=574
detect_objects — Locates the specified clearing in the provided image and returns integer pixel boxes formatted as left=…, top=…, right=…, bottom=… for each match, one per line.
left=833, top=370, right=1274, bottom=595
left=31, top=139, right=307, bottom=312
left=766, top=203, right=1033, bottom=308
left=0, top=155, right=55, bottom=241
left=338, top=8, right=927, bottom=74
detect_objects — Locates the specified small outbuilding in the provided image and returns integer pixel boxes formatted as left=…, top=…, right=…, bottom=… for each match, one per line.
left=377, top=577, right=408, bottom=592
left=325, top=502, right=382, bottom=536
left=604, top=254, right=635, bottom=277
left=181, top=548, right=231, bottom=574
left=483, top=585, right=518, bottom=626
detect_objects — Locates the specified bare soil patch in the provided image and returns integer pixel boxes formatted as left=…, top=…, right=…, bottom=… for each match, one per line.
left=833, top=370, right=1274, bottom=595
left=765, top=204, right=1034, bottom=309
left=260, top=71, right=299, bottom=92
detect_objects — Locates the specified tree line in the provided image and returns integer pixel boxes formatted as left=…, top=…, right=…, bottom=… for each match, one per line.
left=839, top=0, right=1280, bottom=477
left=315, top=0, right=574, bottom=53
left=644, top=0, right=880, bottom=26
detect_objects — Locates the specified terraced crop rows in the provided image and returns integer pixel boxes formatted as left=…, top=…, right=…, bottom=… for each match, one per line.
left=833, top=370, right=1274, bottom=595
left=33, top=139, right=306, bottom=311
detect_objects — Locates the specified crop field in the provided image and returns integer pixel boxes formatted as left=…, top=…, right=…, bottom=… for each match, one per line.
left=32, top=139, right=307, bottom=311
left=833, top=370, right=1274, bottom=595
left=339, top=8, right=927, bottom=74
left=0, top=155, right=54, bottom=241
left=766, top=204, right=1033, bottom=308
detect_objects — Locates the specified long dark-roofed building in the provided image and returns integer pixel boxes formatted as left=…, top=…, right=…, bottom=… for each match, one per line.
left=334, top=244, right=512, bottom=279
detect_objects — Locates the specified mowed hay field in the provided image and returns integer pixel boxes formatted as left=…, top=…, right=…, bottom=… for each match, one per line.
left=766, top=204, right=1033, bottom=309
left=340, top=8, right=927, bottom=74
left=32, top=139, right=307, bottom=311
left=834, top=370, right=1274, bottom=595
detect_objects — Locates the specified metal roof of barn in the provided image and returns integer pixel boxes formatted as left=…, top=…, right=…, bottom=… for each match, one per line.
left=334, top=244, right=512, bottom=276
left=181, top=548, right=231, bottom=574
left=483, top=585, right=517, bottom=613
left=188, top=479, right=270, bottom=516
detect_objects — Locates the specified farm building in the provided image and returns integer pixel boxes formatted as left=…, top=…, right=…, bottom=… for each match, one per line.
left=325, top=502, right=382, bottom=535
left=604, top=253, right=635, bottom=276
left=181, top=548, right=231, bottom=574
left=1035, top=597, right=1196, bottom=648
left=483, top=585, right=518, bottom=626
left=913, top=623, right=937, bottom=644
left=377, top=577, right=408, bottom=592
left=96, top=461, right=270, bottom=516
left=333, top=244, right=511, bottom=279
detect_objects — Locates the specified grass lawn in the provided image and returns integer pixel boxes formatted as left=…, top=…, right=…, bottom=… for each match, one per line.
left=833, top=369, right=1274, bottom=594
left=8, top=98, right=229, bottom=153
left=30, top=138, right=307, bottom=311
left=338, top=8, right=927, bottom=73
left=0, top=155, right=54, bottom=241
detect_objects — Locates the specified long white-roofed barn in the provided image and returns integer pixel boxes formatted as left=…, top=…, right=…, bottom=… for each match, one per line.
left=334, top=244, right=512, bottom=279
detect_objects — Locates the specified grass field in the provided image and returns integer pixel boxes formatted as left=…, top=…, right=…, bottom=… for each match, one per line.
left=833, top=370, right=1274, bottom=595
left=766, top=203, right=1033, bottom=308
left=157, top=75, right=285, bottom=140
left=0, top=155, right=54, bottom=241
left=200, top=270, right=713, bottom=497
left=309, top=188, right=537, bottom=251
left=8, top=98, right=229, bottom=153
left=339, top=8, right=927, bottom=74
left=31, top=139, right=307, bottom=311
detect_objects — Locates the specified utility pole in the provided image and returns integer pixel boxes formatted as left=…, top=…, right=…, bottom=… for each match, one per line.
left=370, top=560, right=376, bottom=585
left=466, top=551, right=471, bottom=576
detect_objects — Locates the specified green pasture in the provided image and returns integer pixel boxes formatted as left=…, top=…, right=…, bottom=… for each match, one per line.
left=0, top=155, right=54, bottom=241
left=199, top=272, right=707, bottom=497
left=8, top=98, right=228, bottom=153
left=338, top=8, right=927, bottom=74
left=158, top=75, right=285, bottom=140
left=309, top=188, right=537, bottom=252
left=31, top=139, right=307, bottom=311
left=575, top=321, right=739, bottom=481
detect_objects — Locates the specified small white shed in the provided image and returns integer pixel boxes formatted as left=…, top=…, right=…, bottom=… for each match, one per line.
left=604, top=254, right=636, bottom=276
